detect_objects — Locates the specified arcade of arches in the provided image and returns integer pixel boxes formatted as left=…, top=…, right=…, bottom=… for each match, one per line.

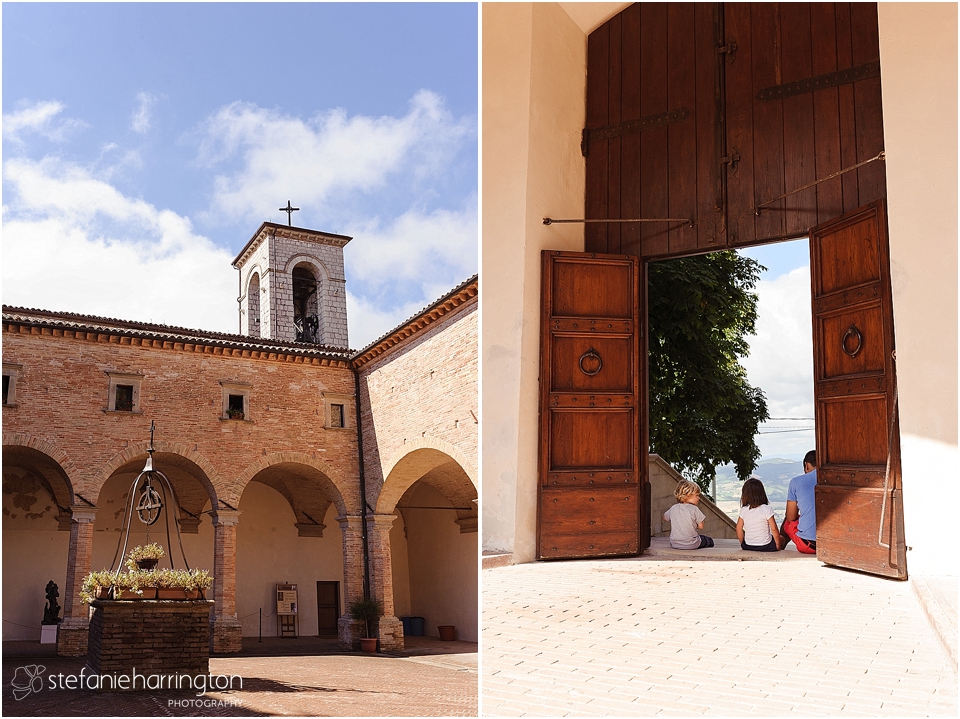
left=1, top=277, right=477, bottom=656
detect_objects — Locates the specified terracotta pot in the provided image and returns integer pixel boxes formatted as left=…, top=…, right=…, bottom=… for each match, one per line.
left=125, top=586, right=157, bottom=600
left=359, top=637, right=378, bottom=653
left=157, top=588, right=190, bottom=600
left=438, top=625, right=456, bottom=641
left=136, top=558, right=159, bottom=570
left=95, top=586, right=113, bottom=600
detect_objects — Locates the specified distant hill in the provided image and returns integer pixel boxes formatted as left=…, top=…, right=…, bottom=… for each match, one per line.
left=714, top=458, right=803, bottom=503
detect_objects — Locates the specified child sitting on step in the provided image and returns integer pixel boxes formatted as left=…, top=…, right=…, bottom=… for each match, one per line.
left=736, top=477, right=784, bottom=552
left=663, top=480, right=715, bottom=549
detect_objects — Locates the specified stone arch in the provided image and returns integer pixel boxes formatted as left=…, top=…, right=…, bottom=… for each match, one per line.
left=2, top=433, right=76, bottom=522
left=93, top=441, right=221, bottom=510
left=227, top=452, right=350, bottom=516
left=375, top=436, right=477, bottom=515
left=283, top=254, right=332, bottom=283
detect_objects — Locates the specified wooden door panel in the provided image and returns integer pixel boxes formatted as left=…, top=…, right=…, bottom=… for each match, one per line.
left=820, top=396, right=889, bottom=466
left=539, top=251, right=643, bottom=560
left=540, top=532, right=639, bottom=560
left=810, top=200, right=905, bottom=579
left=819, top=304, right=885, bottom=378
left=552, top=261, right=633, bottom=317
left=551, top=335, right=633, bottom=391
left=549, top=410, right=634, bottom=470
left=540, top=487, right=640, bottom=534
left=816, top=223, right=882, bottom=294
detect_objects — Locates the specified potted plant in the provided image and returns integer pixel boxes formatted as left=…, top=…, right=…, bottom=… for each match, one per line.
left=226, top=407, right=244, bottom=420
left=126, top=543, right=165, bottom=571
left=348, top=597, right=383, bottom=653
left=80, top=570, right=119, bottom=604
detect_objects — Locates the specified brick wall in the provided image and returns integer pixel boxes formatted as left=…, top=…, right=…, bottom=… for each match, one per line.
left=358, top=297, right=478, bottom=503
left=2, top=328, right=360, bottom=506
left=87, top=600, right=213, bottom=676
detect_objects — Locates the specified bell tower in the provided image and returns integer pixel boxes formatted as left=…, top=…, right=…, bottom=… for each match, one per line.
left=232, top=222, right=351, bottom=348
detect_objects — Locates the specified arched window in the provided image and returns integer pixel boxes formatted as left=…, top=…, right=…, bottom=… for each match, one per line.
left=247, top=272, right=261, bottom=338
left=292, top=264, right=320, bottom=343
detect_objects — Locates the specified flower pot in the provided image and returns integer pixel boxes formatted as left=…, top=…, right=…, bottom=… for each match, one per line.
left=95, top=586, right=113, bottom=600
left=359, top=637, right=378, bottom=653
left=136, top=558, right=159, bottom=570
left=157, top=588, right=191, bottom=600
left=438, top=625, right=456, bottom=641
left=128, top=586, right=157, bottom=600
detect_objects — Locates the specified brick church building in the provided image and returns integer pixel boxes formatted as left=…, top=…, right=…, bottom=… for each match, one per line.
left=2, top=221, right=478, bottom=656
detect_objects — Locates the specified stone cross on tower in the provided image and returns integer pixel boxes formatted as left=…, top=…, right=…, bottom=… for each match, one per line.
left=279, top=201, right=300, bottom=226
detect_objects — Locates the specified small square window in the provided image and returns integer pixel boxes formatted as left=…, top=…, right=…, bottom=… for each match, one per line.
left=221, top=381, right=252, bottom=421
left=2, top=364, right=20, bottom=406
left=322, top=393, right=352, bottom=429
left=106, top=372, right=142, bottom=413
left=115, top=385, right=134, bottom=412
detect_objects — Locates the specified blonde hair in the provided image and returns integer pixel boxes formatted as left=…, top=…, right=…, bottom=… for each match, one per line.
left=675, top=480, right=701, bottom=502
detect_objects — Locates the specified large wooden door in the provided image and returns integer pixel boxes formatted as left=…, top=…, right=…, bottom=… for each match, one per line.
left=538, top=251, right=644, bottom=559
left=316, top=581, right=340, bottom=636
left=809, top=200, right=906, bottom=579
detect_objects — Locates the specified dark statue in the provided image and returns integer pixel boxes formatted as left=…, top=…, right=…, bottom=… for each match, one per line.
left=42, top=580, right=61, bottom=625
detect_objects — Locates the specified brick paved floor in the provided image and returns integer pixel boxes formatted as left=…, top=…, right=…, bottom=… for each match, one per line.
left=2, top=639, right=477, bottom=716
left=482, top=557, right=957, bottom=716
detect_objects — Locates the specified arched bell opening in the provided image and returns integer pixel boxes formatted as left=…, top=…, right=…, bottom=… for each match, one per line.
left=2, top=445, right=75, bottom=640
left=380, top=449, right=478, bottom=643
left=236, top=462, right=346, bottom=638
left=292, top=264, right=321, bottom=344
left=247, top=271, right=262, bottom=338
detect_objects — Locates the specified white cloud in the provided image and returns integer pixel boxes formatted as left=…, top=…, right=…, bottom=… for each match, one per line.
left=131, top=92, right=158, bottom=134
left=197, top=90, right=474, bottom=223
left=2, top=100, right=86, bottom=144
left=3, top=157, right=236, bottom=331
left=741, top=266, right=816, bottom=458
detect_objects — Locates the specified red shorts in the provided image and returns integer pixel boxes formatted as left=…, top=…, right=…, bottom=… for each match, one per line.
left=781, top=520, right=817, bottom=554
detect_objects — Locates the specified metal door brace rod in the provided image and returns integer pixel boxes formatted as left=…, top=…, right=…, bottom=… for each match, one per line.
left=755, top=151, right=885, bottom=214
left=543, top=217, right=694, bottom=227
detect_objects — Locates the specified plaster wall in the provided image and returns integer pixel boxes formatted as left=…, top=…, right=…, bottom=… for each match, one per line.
left=236, top=483, right=344, bottom=637
left=2, top=475, right=69, bottom=640
left=878, top=2, right=958, bottom=576
left=481, top=2, right=589, bottom=560
left=403, top=482, right=478, bottom=641
left=390, top=510, right=412, bottom=618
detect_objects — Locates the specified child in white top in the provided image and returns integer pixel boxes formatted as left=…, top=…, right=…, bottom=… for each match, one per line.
left=736, top=477, right=783, bottom=552
left=663, top=480, right=715, bottom=549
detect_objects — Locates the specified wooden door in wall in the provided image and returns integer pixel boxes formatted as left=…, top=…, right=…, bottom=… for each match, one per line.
left=538, top=251, right=644, bottom=559
left=809, top=200, right=906, bottom=579
left=316, top=581, right=340, bottom=635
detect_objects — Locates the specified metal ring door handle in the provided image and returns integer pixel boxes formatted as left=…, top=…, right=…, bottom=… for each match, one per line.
left=578, top=349, right=603, bottom=376
left=842, top=325, right=863, bottom=358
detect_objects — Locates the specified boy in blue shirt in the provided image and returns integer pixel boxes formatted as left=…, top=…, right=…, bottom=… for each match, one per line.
left=780, top=450, right=817, bottom=554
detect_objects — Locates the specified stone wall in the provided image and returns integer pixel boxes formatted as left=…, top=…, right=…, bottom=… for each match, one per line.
left=649, top=455, right=738, bottom=540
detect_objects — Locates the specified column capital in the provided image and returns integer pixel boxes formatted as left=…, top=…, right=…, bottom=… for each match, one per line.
left=366, top=514, right=398, bottom=531
left=69, top=507, right=98, bottom=523
left=337, top=514, right=365, bottom=529
left=211, top=509, right=241, bottom=526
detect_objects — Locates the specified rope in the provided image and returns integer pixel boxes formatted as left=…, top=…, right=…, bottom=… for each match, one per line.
left=878, top=369, right=899, bottom=551
left=3, top=619, right=42, bottom=631
left=755, top=151, right=885, bottom=213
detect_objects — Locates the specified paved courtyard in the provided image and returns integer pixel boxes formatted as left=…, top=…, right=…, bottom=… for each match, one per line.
left=482, top=548, right=957, bottom=716
left=2, top=637, right=477, bottom=716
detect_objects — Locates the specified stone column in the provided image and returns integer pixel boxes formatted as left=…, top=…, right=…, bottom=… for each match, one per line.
left=210, top=509, right=242, bottom=654
left=57, top=507, right=97, bottom=657
left=337, top=515, right=366, bottom=649
left=368, top=514, right=403, bottom=651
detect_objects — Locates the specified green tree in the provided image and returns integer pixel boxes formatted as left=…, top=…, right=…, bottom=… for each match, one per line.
left=647, top=251, right=769, bottom=492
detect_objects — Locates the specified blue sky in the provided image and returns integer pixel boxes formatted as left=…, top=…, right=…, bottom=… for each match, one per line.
left=2, top=2, right=478, bottom=349
left=738, top=241, right=815, bottom=460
